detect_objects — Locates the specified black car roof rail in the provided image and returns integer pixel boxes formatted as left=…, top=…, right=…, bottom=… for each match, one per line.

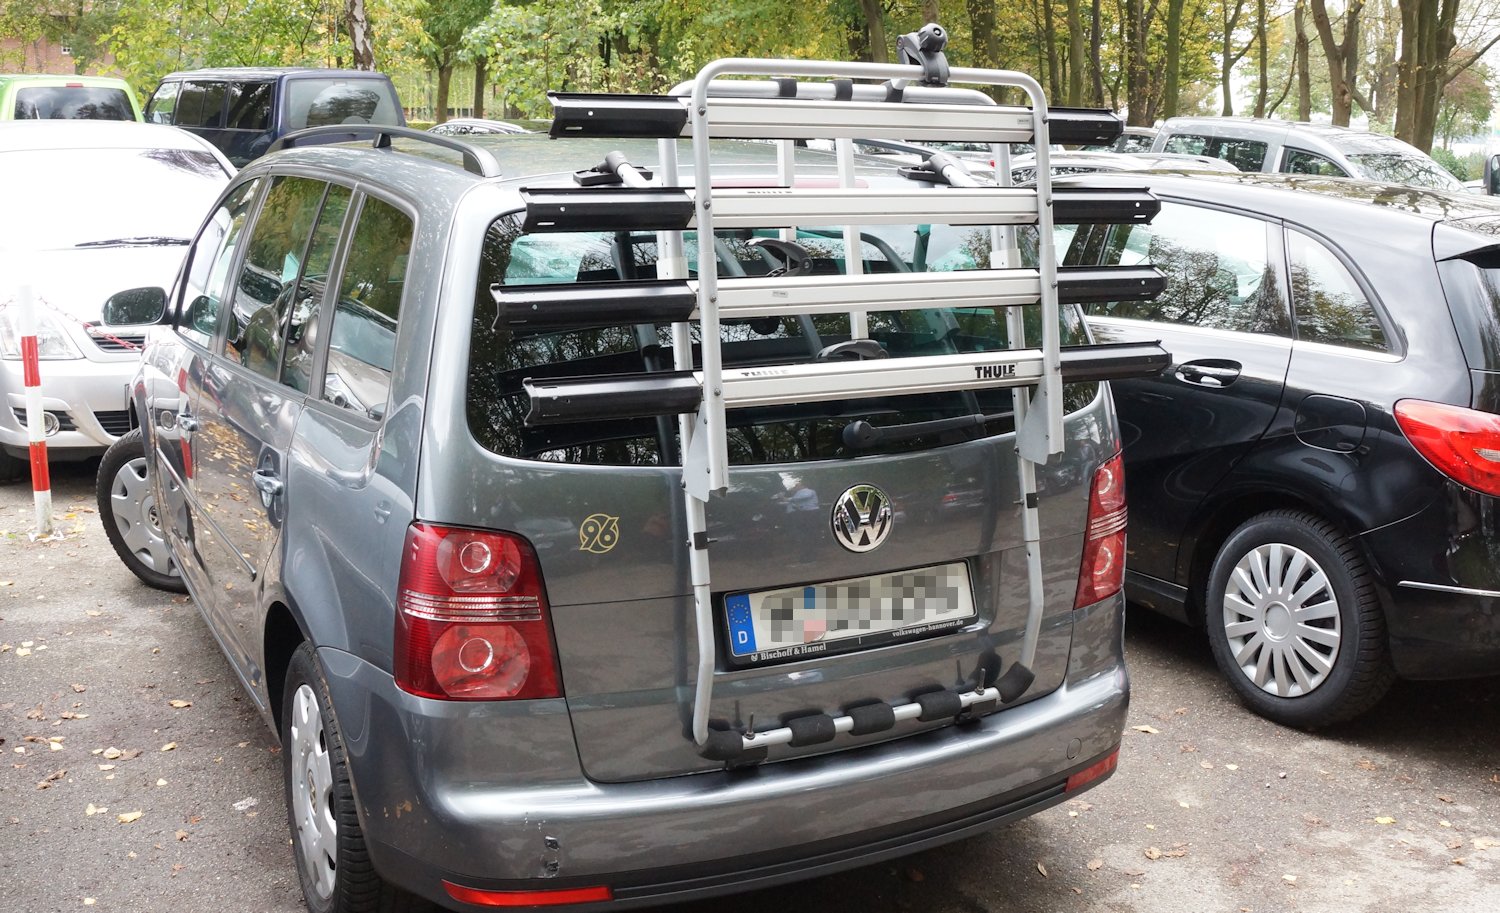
left=268, top=124, right=501, bottom=178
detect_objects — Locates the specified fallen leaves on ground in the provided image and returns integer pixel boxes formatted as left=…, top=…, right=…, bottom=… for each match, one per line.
left=71, top=684, right=86, bottom=693
left=85, top=804, right=106, bottom=817
left=1144, top=847, right=1163, bottom=860
left=116, top=811, right=142, bottom=824
left=101, top=748, right=121, bottom=760
left=1474, top=837, right=1500, bottom=851
left=175, top=829, right=189, bottom=841
left=1087, top=859, right=1104, bottom=871
left=1132, top=725, right=1160, bottom=735
left=167, top=700, right=192, bottom=709
left=1374, top=816, right=1397, bottom=825
left=35, top=769, right=65, bottom=789
left=160, top=742, right=177, bottom=752
left=1036, top=862, right=1048, bottom=877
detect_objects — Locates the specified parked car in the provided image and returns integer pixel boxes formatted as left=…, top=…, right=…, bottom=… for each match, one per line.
left=1064, top=169, right=1500, bottom=727
left=1151, top=116, right=1464, bottom=192
left=0, top=74, right=141, bottom=121
left=0, top=121, right=232, bottom=502
left=1006, top=149, right=1239, bottom=184
left=1079, top=125, right=1156, bottom=153
left=95, top=84, right=1148, bottom=908
left=144, top=67, right=405, bottom=166
left=427, top=117, right=538, bottom=136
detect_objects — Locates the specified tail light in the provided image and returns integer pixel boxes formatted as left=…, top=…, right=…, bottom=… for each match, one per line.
left=1073, top=452, right=1127, bottom=609
left=394, top=523, right=562, bottom=701
left=1394, top=399, right=1500, bottom=497
left=1065, top=747, right=1119, bottom=792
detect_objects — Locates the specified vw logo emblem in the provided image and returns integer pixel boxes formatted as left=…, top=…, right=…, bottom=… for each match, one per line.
left=831, top=484, right=893, bottom=553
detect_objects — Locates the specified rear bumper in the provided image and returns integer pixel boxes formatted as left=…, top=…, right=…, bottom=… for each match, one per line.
left=318, top=595, right=1128, bottom=910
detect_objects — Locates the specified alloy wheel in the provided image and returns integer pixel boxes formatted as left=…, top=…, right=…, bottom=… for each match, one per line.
left=289, top=684, right=337, bottom=900
left=1221, top=542, right=1342, bottom=698
left=108, top=457, right=179, bottom=578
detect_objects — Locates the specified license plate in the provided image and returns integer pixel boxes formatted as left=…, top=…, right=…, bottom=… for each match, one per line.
left=724, top=562, right=975, bottom=666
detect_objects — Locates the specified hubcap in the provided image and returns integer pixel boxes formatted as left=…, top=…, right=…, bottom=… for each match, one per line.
left=289, top=684, right=337, bottom=900
left=1221, top=543, right=1341, bottom=698
left=109, top=457, right=179, bottom=578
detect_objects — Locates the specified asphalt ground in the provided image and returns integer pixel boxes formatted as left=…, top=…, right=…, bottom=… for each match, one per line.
left=3, top=461, right=1499, bottom=913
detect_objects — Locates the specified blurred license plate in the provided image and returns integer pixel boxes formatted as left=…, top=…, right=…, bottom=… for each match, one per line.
left=724, top=562, right=975, bottom=666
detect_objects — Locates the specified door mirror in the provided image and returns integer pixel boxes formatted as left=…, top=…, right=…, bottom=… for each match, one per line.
left=1486, top=154, right=1500, bottom=195
left=102, top=287, right=168, bottom=326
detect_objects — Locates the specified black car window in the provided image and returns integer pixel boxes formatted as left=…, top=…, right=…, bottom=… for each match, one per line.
left=173, top=82, right=205, bottom=126
left=468, top=216, right=1095, bottom=466
left=146, top=82, right=178, bottom=125
left=1119, top=133, right=1153, bottom=153
left=320, top=197, right=413, bottom=420
left=1163, top=133, right=1268, bottom=171
left=1287, top=229, right=1387, bottom=352
left=177, top=179, right=261, bottom=349
left=13, top=86, right=133, bottom=120
left=281, top=185, right=352, bottom=394
left=225, top=82, right=273, bottom=131
left=1089, top=202, right=1288, bottom=335
left=1281, top=148, right=1349, bottom=177
left=225, top=177, right=327, bottom=380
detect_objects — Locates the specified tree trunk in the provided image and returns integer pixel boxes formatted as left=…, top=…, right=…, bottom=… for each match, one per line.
left=1044, top=0, right=1061, bottom=98
left=1065, top=0, right=1086, bottom=105
left=1221, top=0, right=1246, bottom=116
left=923, top=0, right=941, bottom=23
left=472, top=57, right=487, bottom=119
left=436, top=62, right=453, bottom=124
left=1295, top=0, right=1311, bottom=120
left=1253, top=0, right=1268, bottom=116
left=1309, top=0, right=1361, bottom=126
left=1090, top=0, right=1106, bottom=105
left=967, top=0, right=1002, bottom=71
left=345, top=0, right=374, bottom=70
left=1163, top=0, right=1184, bottom=117
left=1126, top=0, right=1152, bottom=125
left=860, top=0, right=888, bottom=62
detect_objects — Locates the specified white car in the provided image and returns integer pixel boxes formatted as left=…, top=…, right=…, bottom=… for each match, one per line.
left=0, top=121, right=232, bottom=481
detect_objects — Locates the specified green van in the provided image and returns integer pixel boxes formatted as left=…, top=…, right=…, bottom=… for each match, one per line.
left=0, top=74, right=142, bottom=121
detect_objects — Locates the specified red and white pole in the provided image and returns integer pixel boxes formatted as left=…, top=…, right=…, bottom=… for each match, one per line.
left=17, top=284, right=54, bottom=539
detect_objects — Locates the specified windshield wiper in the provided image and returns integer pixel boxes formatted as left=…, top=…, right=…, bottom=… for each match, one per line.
left=75, top=236, right=190, bottom=248
left=842, top=411, right=1010, bottom=450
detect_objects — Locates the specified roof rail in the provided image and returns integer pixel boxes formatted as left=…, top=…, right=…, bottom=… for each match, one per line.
left=267, top=124, right=501, bottom=178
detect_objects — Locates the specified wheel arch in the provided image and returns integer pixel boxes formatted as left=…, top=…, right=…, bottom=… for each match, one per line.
left=1176, top=484, right=1385, bottom=628
left=262, top=599, right=309, bottom=739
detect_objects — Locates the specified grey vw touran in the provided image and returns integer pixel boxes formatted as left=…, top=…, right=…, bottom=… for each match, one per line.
left=97, top=48, right=1162, bottom=913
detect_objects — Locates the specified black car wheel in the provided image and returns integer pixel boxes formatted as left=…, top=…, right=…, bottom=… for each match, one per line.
left=282, top=642, right=430, bottom=913
left=1204, top=509, right=1395, bottom=728
left=97, top=429, right=187, bottom=593
left=0, top=446, right=22, bottom=483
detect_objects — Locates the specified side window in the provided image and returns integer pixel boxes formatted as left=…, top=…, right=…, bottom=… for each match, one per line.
left=146, top=82, right=179, bottom=125
left=1090, top=202, right=1287, bottom=335
left=1163, top=133, right=1209, bottom=156
left=1281, top=148, right=1350, bottom=177
left=280, top=185, right=352, bottom=394
left=1287, top=229, right=1387, bottom=352
left=224, top=177, right=328, bottom=379
left=1213, top=138, right=1269, bottom=172
left=197, top=81, right=226, bottom=128
left=174, top=82, right=206, bottom=127
left=321, top=197, right=413, bottom=420
left=176, top=179, right=261, bottom=348
left=1120, top=133, right=1153, bottom=153
left=226, top=82, right=273, bottom=131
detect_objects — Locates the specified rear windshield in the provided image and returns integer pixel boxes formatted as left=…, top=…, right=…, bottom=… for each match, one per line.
left=284, top=78, right=401, bottom=130
left=1438, top=249, right=1500, bottom=373
left=1346, top=153, right=1462, bottom=191
left=467, top=216, right=1095, bottom=466
left=14, top=86, right=133, bottom=120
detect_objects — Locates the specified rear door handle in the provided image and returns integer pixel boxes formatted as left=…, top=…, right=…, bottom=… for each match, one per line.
left=1174, top=361, right=1241, bottom=388
left=252, top=469, right=283, bottom=499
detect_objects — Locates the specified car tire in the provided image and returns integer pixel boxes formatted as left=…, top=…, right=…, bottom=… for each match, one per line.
left=97, top=429, right=187, bottom=593
left=282, top=642, right=432, bottom=913
left=0, top=447, right=22, bottom=484
left=1204, top=509, right=1395, bottom=728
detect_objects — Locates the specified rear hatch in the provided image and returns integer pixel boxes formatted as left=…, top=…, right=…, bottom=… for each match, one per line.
left=464, top=213, right=1106, bottom=781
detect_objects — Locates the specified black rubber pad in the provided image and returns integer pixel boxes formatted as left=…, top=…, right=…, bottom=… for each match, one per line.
left=787, top=713, right=838, bottom=746
left=996, top=663, right=1037, bottom=703
left=846, top=702, right=896, bottom=736
left=915, top=690, right=964, bottom=721
left=700, top=727, right=747, bottom=761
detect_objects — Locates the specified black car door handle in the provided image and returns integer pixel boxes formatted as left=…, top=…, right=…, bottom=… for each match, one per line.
left=1175, top=361, right=1241, bottom=388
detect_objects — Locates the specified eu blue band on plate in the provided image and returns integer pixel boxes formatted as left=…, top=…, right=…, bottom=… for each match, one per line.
left=726, top=593, right=757, bottom=655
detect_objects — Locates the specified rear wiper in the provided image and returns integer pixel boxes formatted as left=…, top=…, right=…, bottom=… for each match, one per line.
left=75, top=236, right=190, bottom=248
left=842, top=411, right=1010, bottom=450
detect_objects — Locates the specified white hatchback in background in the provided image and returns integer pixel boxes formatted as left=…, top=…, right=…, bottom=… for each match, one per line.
left=0, top=121, right=233, bottom=481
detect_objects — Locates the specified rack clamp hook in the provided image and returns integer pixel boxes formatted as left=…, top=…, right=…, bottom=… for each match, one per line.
left=897, top=23, right=950, bottom=87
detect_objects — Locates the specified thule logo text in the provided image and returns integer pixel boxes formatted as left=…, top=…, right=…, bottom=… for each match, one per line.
left=973, top=364, right=1017, bottom=380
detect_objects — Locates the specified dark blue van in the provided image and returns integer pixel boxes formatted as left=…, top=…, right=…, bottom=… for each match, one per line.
left=145, top=67, right=405, bottom=166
